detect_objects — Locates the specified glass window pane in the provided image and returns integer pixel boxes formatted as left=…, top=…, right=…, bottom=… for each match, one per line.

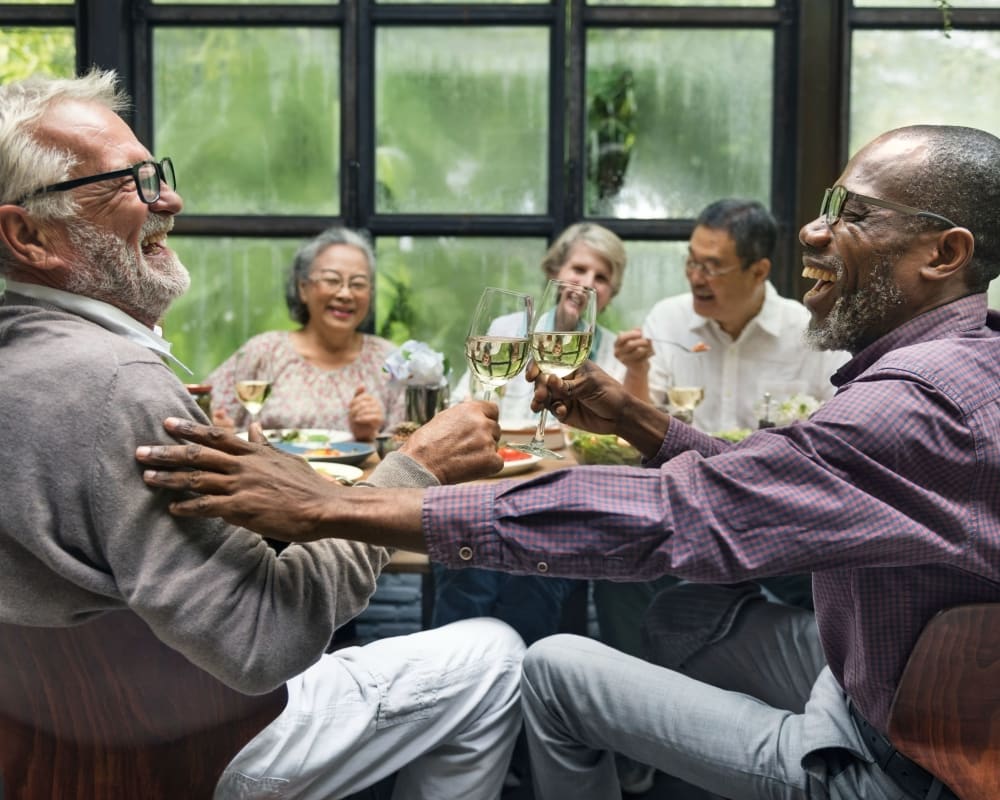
left=587, top=29, right=773, bottom=217
left=855, top=0, right=1000, bottom=6
left=386, top=0, right=539, bottom=4
left=154, top=28, right=339, bottom=215
left=156, top=0, right=327, bottom=3
left=605, top=241, right=692, bottom=331
left=0, top=27, right=75, bottom=84
left=163, top=237, right=300, bottom=381
left=851, top=30, right=1000, bottom=154
left=375, top=237, right=546, bottom=380
left=376, top=28, right=549, bottom=214
left=594, top=0, right=772, bottom=5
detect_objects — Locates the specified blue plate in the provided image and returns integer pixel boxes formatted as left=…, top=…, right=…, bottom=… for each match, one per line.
left=274, top=439, right=375, bottom=466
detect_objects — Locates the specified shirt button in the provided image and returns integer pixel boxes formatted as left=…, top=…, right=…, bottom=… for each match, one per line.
left=536, top=562, right=549, bottom=573
left=458, top=546, right=473, bottom=561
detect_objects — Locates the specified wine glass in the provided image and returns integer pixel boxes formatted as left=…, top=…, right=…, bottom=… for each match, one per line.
left=666, top=385, right=704, bottom=425
left=234, top=351, right=272, bottom=430
left=512, top=279, right=597, bottom=459
left=464, top=287, right=534, bottom=403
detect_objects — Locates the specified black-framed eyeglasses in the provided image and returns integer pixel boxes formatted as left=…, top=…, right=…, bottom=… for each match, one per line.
left=15, top=157, right=176, bottom=206
left=820, top=185, right=958, bottom=229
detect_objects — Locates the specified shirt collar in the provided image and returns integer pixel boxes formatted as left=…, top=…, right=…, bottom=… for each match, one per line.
left=831, top=293, right=990, bottom=387
left=689, top=281, right=780, bottom=340
left=3, top=280, right=192, bottom=375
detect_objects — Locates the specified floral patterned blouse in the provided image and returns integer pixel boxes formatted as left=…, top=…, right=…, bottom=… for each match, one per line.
left=206, top=330, right=406, bottom=434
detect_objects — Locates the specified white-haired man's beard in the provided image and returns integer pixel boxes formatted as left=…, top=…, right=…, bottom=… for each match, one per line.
left=63, top=216, right=190, bottom=323
left=806, top=254, right=906, bottom=354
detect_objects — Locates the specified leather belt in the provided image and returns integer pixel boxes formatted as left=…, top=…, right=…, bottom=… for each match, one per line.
left=849, top=703, right=958, bottom=800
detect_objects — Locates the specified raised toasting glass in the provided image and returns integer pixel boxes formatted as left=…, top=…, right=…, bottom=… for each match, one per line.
left=234, top=351, right=272, bottom=428
left=464, top=287, right=533, bottom=403
left=511, top=279, right=597, bottom=459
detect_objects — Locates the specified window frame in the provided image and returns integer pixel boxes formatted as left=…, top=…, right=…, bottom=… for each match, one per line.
left=5, top=0, right=999, bottom=303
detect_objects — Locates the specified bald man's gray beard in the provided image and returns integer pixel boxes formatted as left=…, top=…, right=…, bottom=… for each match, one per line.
left=806, top=256, right=906, bottom=354
left=63, top=216, right=190, bottom=322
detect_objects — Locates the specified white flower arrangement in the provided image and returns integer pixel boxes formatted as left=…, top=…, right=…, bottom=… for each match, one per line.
left=775, top=393, right=822, bottom=425
left=383, top=340, right=448, bottom=387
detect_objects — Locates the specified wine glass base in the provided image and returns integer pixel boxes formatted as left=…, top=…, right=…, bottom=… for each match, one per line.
left=507, top=441, right=565, bottom=460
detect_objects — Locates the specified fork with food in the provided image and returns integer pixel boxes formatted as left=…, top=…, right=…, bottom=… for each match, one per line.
left=614, top=328, right=709, bottom=366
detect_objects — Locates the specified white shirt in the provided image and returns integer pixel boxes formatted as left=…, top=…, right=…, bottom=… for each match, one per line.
left=453, top=311, right=624, bottom=429
left=641, top=282, right=849, bottom=433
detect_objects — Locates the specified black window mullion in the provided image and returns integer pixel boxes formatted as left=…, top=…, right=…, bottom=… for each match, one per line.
left=769, top=0, right=800, bottom=298
left=565, top=0, right=585, bottom=229
left=548, top=0, right=568, bottom=238
left=345, top=0, right=364, bottom=231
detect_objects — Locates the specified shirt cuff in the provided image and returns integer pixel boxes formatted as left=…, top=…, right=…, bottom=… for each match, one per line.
left=422, top=482, right=501, bottom=568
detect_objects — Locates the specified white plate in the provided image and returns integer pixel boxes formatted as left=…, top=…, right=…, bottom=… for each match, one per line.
left=237, top=428, right=353, bottom=445
left=310, top=462, right=365, bottom=484
left=494, top=451, right=543, bottom=477
left=500, top=425, right=565, bottom=451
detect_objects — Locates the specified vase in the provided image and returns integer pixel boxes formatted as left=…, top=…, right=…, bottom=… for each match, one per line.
left=405, top=384, right=449, bottom=425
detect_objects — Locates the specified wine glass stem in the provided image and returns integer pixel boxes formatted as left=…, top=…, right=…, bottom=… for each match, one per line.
left=481, top=386, right=495, bottom=403
left=530, top=408, right=550, bottom=447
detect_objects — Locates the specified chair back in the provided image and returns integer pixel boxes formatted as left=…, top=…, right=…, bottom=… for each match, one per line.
left=887, top=603, right=1000, bottom=800
left=0, top=610, right=287, bottom=800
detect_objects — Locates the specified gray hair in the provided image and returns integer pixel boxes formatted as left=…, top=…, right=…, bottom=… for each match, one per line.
left=284, top=226, right=376, bottom=325
left=0, top=69, right=130, bottom=276
left=541, top=222, right=627, bottom=296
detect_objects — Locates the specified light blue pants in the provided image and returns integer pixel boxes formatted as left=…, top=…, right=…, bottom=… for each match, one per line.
left=521, top=627, right=909, bottom=800
left=216, top=618, right=525, bottom=800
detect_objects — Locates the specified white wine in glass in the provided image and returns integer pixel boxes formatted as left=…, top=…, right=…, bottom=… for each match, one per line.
left=234, top=352, right=272, bottom=428
left=512, top=279, right=597, bottom=459
left=667, top=385, right=704, bottom=425
left=465, top=288, right=533, bottom=403
left=235, top=380, right=272, bottom=418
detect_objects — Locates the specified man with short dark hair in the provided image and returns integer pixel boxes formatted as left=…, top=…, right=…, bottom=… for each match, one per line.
left=0, top=70, right=524, bottom=799
left=139, top=123, right=1000, bottom=800
left=615, top=198, right=847, bottom=433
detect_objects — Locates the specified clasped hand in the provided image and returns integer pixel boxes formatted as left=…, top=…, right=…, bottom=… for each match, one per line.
left=525, top=360, right=629, bottom=435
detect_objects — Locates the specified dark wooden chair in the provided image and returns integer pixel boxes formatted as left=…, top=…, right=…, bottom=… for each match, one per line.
left=0, top=610, right=287, bottom=800
left=887, top=603, right=1000, bottom=800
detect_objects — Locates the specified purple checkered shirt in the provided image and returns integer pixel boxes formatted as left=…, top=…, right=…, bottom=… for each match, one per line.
left=424, top=293, right=1000, bottom=732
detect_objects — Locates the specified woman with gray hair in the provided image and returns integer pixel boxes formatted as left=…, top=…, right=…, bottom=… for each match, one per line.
left=207, top=227, right=404, bottom=441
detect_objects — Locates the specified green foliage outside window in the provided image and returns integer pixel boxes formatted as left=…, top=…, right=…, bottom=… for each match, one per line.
left=154, top=28, right=340, bottom=216
left=0, top=28, right=74, bottom=85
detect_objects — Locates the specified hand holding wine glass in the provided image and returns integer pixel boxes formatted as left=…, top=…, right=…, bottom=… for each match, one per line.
left=234, top=351, right=272, bottom=429
left=464, top=287, right=533, bottom=403
left=513, top=278, right=597, bottom=459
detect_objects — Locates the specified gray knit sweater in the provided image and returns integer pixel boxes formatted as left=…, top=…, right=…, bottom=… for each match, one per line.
left=0, top=293, right=437, bottom=694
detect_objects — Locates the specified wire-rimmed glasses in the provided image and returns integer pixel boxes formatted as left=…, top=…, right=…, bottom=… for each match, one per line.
left=15, top=157, right=176, bottom=206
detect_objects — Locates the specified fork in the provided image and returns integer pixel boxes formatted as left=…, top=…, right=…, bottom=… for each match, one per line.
left=645, top=337, right=710, bottom=354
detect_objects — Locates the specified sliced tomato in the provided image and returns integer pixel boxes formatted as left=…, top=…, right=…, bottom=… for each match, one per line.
left=498, top=446, right=532, bottom=462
